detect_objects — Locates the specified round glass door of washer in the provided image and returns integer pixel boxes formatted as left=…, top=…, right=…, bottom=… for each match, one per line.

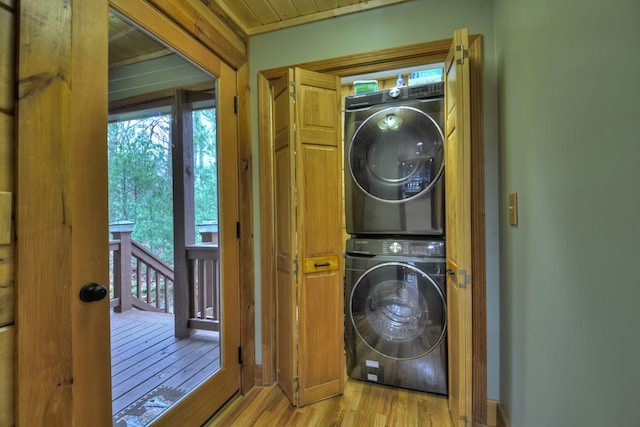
left=348, top=106, right=444, bottom=202
left=350, top=262, right=446, bottom=359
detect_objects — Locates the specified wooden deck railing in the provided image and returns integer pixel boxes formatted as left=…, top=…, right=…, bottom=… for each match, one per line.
left=109, top=227, right=220, bottom=332
left=186, top=244, right=220, bottom=332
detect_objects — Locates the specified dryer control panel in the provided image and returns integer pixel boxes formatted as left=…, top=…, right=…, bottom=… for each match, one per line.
left=347, top=238, right=445, bottom=257
left=345, top=82, right=444, bottom=110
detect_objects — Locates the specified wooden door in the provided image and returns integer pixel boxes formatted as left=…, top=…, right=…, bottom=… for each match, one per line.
left=272, top=68, right=344, bottom=406
left=273, top=69, right=298, bottom=404
left=444, top=28, right=473, bottom=426
left=16, top=0, right=112, bottom=425
left=16, top=1, right=241, bottom=425
left=294, top=68, right=344, bottom=406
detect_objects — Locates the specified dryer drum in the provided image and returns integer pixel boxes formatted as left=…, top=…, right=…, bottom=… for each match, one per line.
left=348, top=106, right=444, bottom=203
left=350, top=262, right=447, bottom=360
left=344, top=89, right=445, bottom=236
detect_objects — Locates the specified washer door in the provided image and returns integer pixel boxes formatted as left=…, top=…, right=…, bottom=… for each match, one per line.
left=350, top=262, right=446, bottom=359
left=348, top=105, right=444, bottom=202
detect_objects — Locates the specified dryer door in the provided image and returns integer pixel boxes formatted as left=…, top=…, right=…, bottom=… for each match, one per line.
left=348, top=105, right=444, bottom=202
left=350, top=262, right=446, bottom=360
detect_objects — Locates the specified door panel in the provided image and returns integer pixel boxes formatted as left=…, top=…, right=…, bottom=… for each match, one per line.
left=300, top=144, right=341, bottom=257
left=272, top=71, right=298, bottom=404
left=445, top=28, right=473, bottom=427
left=17, top=0, right=112, bottom=424
left=271, top=68, right=344, bottom=406
left=294, top=68, right=344, bottom=407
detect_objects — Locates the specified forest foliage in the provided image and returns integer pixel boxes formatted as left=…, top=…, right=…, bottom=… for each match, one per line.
left=108, top=108, right=218, bottom=266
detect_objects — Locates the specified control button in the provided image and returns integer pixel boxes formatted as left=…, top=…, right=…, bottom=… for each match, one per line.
left=388, top=87, right=401, bottom=98
left=389, top=242, right=402, bottom=254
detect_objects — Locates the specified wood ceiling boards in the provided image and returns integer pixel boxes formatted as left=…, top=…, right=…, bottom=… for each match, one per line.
left=204, top=0, right=414, bottom=36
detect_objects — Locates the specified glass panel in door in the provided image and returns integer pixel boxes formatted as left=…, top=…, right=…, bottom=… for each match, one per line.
left=349, top=262, right=447, bottom=359
left=348, top=105, right=444, bottom=201
left=107, top=11, right=227, bottom=426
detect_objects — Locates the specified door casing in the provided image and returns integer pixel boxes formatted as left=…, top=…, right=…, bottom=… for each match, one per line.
left=259, top=35, right=487, bottom=425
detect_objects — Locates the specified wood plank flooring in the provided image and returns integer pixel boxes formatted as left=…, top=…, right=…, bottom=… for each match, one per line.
left=110, top=310, right=220, bottom=417
left=206, top=379, right=452, bottom=426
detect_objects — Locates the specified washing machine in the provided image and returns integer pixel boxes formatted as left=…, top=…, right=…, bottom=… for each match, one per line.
left=344, top=237, right=447, bottom=395
left=344, top=82, right=445, bottom=236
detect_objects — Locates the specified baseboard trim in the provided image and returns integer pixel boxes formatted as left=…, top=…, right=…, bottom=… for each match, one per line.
left=253, top=365, right=263, bottom=386
left=486, top=400, right=498, bottom=427
left=497, top=403, right=510, bottom=427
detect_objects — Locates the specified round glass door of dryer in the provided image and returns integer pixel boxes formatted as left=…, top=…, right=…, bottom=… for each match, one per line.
left=348, top=106, right=444, bottom=202
left=350, top=262, right=446, bottom=359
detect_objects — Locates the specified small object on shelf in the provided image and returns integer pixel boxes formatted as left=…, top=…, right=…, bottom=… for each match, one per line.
left=408, top=68, right=444, bottom=86
left=353, top=80, right=378, bottom=94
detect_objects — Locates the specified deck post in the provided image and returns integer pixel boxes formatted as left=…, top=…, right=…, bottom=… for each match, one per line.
left=198, top=222, right=218, bottom=310
left=172, top=90, right=195, bottom=338
left=111, top=222, right=135, bottom=313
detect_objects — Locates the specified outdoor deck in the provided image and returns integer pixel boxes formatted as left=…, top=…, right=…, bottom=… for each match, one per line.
left=110, top=309, right=221, bottom=420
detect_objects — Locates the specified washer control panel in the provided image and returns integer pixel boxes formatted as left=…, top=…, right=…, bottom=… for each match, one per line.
left=347, top=238, right=445, bottom=257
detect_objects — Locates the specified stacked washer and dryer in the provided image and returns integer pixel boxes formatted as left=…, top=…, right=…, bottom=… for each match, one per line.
left=343, top=82, right=448, bottom=395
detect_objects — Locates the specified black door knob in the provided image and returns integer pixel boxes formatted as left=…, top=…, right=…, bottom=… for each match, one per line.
left=79, top=282, right=108, bottom=303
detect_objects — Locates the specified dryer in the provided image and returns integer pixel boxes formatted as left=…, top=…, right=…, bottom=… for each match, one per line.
left=344, top=237, right=447, bottom=395
left=344, top=82, right=445, bottom=236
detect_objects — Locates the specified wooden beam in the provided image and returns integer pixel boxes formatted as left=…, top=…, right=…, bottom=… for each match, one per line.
left=0, top=7, right=15, bottom=113
left=470, top=35, right=488, bottom=427
left=0, top=326, right=14, bottom=426
left=146, top=0, right=247, bottom=69
left=237, top=60, right=256, bottom=393
left=172, top=89, right=195, bottom=338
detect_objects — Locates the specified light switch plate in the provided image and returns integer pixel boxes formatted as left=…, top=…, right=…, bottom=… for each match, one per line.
left=508, top=192, right=518, bottom=226
left=0, top=191, right=12, bottom=244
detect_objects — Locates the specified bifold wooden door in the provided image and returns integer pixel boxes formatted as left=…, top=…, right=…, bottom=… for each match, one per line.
left=272, top=67, right=344, bottom=406
left=445, top=27, right=473, bottom=427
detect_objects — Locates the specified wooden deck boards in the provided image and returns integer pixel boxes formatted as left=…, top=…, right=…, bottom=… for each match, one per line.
left=110, top=310, right=220, bottom=416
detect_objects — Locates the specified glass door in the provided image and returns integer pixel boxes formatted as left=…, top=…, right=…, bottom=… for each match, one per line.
left=107, top=9, right=239, bottom=426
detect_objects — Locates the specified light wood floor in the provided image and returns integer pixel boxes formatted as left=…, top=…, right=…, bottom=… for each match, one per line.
left=205, top=379, right=452, bottom=426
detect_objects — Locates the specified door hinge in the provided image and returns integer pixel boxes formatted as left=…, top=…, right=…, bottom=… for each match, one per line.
left=292, top=259, right=298, bottom=275
left=234, top=95, right=238, bottom=114
left=238, top=346, right=243, bottom=365
left=458, top=269, right=471, bottom=289
left=289, top=82, right=296, bottom=101
left=294, top=377, right=299, bottom=392
left=456, top=43, right=469, bottom=65
left=236, top=221, right=241, bottom=239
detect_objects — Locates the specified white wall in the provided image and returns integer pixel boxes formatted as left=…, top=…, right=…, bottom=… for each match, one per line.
left=494, top=0, right=640, bottom=425
left=249, top=0, right=501, bottom=399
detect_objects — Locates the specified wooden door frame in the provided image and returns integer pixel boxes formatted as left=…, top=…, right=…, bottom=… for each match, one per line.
left=109, top=0, right=252, bottom=414
left=258, top=35, right=487, bottom=424
left=16, top=1, right=253, bottom=425
left=109, top=0, right=254, bottom=394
